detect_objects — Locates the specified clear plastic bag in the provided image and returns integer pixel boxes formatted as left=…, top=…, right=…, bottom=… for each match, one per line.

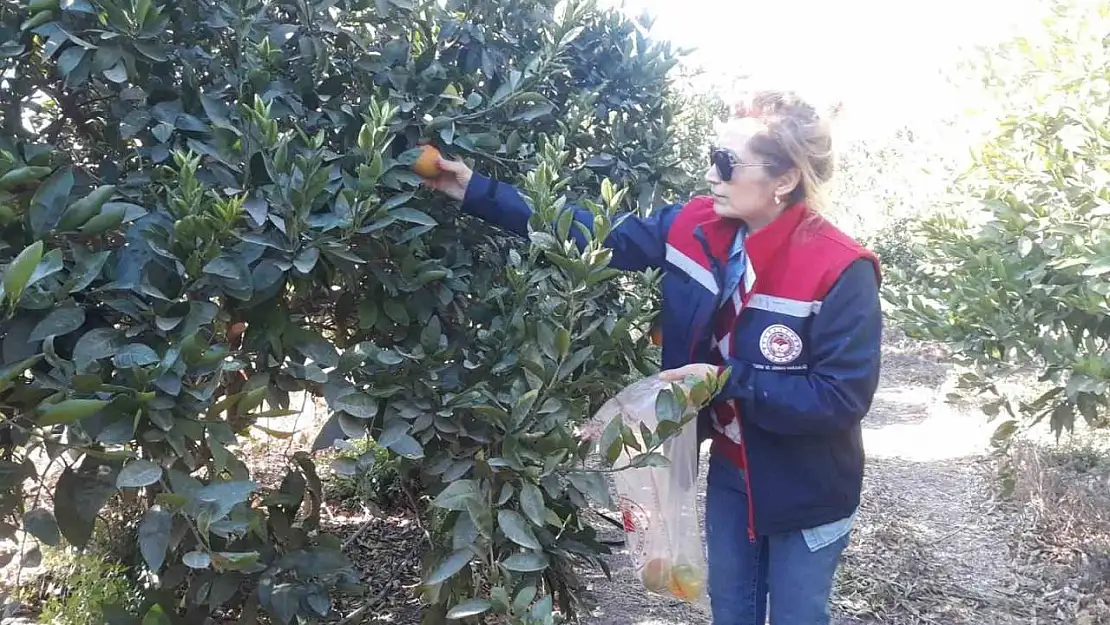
left=584, top=373, right=707, bottom=605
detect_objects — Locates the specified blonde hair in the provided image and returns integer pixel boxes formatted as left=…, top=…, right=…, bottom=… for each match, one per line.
left=731, top=90, right=835, bottom=212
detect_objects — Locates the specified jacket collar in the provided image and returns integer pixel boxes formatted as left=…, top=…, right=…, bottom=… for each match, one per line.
left=745, top=202, right=814, bottom=270
left=690, top=201, right=814, bottom=271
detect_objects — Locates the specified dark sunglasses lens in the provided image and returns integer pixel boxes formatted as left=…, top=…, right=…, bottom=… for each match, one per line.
left=710, top=149, right=733, bottom=182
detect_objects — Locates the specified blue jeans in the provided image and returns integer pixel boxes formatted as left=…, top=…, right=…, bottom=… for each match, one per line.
left=705, top=454, right=850, bottom=625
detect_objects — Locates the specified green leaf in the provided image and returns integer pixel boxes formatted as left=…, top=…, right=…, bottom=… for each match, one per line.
left=513, top=584, right=538, bottom=614
left=519, top=482, right=545, bottom=528
left=37, top=399, right=109, bottom=426
left=29, top=167, right=74, bottom=236
left=138, top=508, right=172, bottom=570
left=58, top=185, right=116, bottom=230
left=0, top=355, right=41, bottom=386
left=294, top=246, right=319, bottom=273
left=196, top=480, right=258, bottom=506
left=510, top=101, right=554, bottom=122
left=621, top=423, right=641, bottom=452
left=73, top=327, right=123, bottom=370
left=382, top=191, right=414, bottom=210
left=67, top=250, right=110, bottom=293
left=4, top=240, right=43, bottom=305
left=26, top=248, right=64, bottom=288
left=183, top=550, right=211, bottom=569
left=203, top=256, right=244, bottom=280
left=270, top=584, right=301, bottom=624
left=501, top=552, right=548, bottom=572
left=329, top=456, right=358, bottom=476
left=22, top=508, right=60, bottom=546
left=655, top=388, right=681, bottom=422
left=78, top=203, right=127, bottom=234
left=103, top=61, right=127, bottom=83
left=446, top=599, right=492, bottom=619
left=142, top=604, right=171, bottom=625
left=991, top=419, right=1019, bottom=446
left=599, top=413, right=623, bottom=464
left=656, top=419, right=681, bottom=439
left=391, top=207, right=437, bottom=226
left=378, top=420, right=409, bottom=447
left=537, top=322, right=558, bottom=361
left=387, top=434, right=424, bottom=459
left=424, top=548, right=473, bottom=586
left=630, top=452, right=669, bottom=468
left=512, top=389, right=539, bottom=423
left=112, top=343, right=160, bottom=368
left=0, top=166, right=51, bottom=190
left=54, top=463, right=116, bottom=548
left=556, top=346, right=593, bottom=380
left=497, top=509, right=540, bottom=549
left=420, top=315, right=442, bottom=351
left=116, top=459, right=163, bottom=488
left=530, top=594, right=554, bottom=620
left=134, top=40, right=167, bottom=61
left=1081, top=256, right=1110, bottom=276
left=568, top=472, right=611, bottom=507
left=335, top=392, right=378, bottom=419
left=376, top=349, right=404, bottom=366
left=57, top=46, right=86, bottom=75
left=29, top=307, right=85, bottom=341
left=214, top=551, right=262, bottom=572
left=432, top=479, right=478, bottom=511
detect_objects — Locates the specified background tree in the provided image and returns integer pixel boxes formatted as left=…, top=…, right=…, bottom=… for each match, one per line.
left=883, top=0, right=1110, bottom=443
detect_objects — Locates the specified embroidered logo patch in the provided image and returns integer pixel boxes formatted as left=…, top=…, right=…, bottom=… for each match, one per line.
left=759, top=324, right=803, bottom=364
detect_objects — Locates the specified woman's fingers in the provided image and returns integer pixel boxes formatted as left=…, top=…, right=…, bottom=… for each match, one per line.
left=659, top=363, right=718, bottom=383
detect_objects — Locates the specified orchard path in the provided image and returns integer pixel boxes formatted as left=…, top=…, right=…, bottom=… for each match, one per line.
left=580, top=330, right=1032, bottom=625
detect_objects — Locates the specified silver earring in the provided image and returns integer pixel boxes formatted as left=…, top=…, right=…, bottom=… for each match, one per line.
left=774, top=195, right=783, bottom=206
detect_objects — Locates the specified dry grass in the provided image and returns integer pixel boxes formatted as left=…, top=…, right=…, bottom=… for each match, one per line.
left=832, top=461, right=1022, bottom=625
left=1001, top=439, right=1110, bottom=624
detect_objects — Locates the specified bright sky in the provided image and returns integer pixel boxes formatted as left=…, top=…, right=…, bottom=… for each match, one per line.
left=603, top=0, right=1047, bottom=140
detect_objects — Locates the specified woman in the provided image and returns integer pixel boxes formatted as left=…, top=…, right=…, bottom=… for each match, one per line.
left=423, top=90, right=883, bottom=625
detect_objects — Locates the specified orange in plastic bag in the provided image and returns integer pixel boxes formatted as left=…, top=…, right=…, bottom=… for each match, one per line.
left=584, top=373, right=707, bottom=605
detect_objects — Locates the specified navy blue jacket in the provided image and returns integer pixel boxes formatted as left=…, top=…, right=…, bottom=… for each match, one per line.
left=462, top=173, right=883, bottom=536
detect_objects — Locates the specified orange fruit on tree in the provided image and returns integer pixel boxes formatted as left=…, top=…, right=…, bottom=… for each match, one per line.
left=667, top=563, right=706, bottom=601
left=640, top=557, right=671, bottom=593
left=412, top=145, right=441, bottom=179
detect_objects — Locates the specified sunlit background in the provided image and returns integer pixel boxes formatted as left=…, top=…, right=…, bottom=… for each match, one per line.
left=602, top=0, right=1045, bottom=140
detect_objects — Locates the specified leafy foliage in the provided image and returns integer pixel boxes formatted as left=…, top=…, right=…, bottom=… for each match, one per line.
left=37, top=548, right=142, bottom=625
left=0, top=0, right=715, bottom=621
left=885, top=0, right=1110, bottom=441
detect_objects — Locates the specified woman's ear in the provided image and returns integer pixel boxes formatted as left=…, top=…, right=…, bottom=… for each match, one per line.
left=775, top=169, right=801, bottom=199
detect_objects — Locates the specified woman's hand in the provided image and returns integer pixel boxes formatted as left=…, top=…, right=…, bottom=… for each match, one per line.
left=659, top=363, right=720, bottom=386
left=423, top=156, right=473, bottom=202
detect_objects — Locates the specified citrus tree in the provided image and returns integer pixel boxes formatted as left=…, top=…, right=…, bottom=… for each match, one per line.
left=0, top=0, right=718, bottom=622
left=885, top=0, right=1110, bottom=441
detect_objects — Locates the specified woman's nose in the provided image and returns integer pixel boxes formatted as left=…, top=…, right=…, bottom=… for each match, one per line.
left=705, top=164, right=719, bottom=185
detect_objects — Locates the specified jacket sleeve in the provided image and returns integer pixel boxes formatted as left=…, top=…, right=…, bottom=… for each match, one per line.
left=461, top=173, right=680, bottom=272
left=718, top=259, right=882, bottom=436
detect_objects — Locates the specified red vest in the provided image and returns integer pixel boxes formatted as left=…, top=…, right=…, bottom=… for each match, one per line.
left=664, top=197, right=880, bottom=469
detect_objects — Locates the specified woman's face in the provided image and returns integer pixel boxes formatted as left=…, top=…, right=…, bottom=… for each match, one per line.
left=704, top=118, right=798, bottom=230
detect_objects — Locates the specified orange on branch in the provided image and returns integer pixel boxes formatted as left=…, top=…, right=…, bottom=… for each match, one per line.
left=412, top=145, right=441, bottom=179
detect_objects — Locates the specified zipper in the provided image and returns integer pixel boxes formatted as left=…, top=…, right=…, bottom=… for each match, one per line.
left=739, top=435, right=757, bottom=542
left=694, top=223, right=758, bottom=542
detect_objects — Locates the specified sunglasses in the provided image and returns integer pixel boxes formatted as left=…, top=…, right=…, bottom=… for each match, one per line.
left=710, top=147, right=772, bottom=182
